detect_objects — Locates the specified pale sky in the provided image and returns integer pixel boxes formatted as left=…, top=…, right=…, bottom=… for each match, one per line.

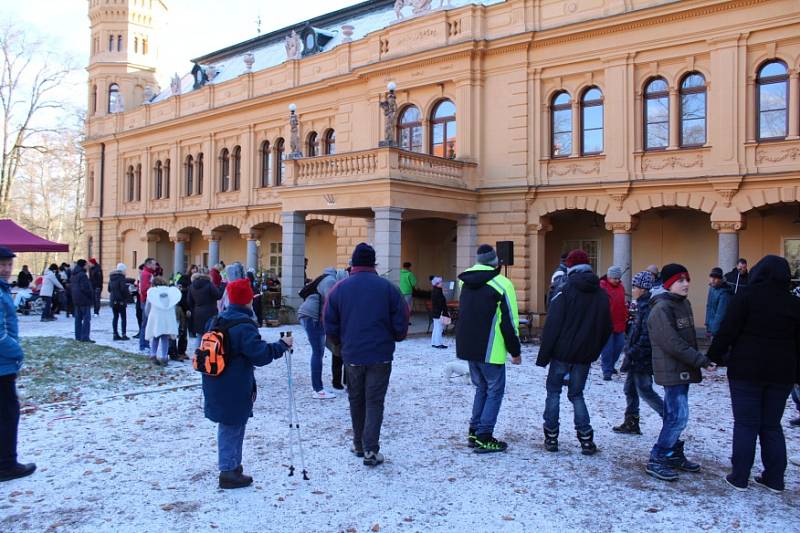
left=1, top=0, right=363, bottom=111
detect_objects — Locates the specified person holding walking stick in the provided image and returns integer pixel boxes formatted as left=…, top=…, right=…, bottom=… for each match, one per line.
left=200, top=279, right=291, bottom=489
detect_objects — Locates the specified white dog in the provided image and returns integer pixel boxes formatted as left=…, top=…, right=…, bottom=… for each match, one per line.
left=444, top=360, right=471, bottom=384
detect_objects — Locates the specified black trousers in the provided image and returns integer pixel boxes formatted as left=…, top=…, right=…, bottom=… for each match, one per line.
left=0, top=374, right=19, bottom=470
left=93, top=287, right=101, bottom=315
left=332, top=355, right=346, bottom=388
left=112, top=302, right=127, bottom=336
left=347, top=362, right=391, bottom=453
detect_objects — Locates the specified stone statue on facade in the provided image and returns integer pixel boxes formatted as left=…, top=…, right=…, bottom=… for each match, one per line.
left=170, top=73, right=181, bottom=96
left=378, top=83, right=397, bottom=147
left=243, top=51, right=255, bottom=72
left=288, top=104, right=302, bottom=159
left=285, top=30, right=302, bottom=61
left=394, top=0, right=448, bottom=20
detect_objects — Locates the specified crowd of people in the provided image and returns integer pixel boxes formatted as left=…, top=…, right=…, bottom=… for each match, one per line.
left=0, top=241, right=798, bottom=497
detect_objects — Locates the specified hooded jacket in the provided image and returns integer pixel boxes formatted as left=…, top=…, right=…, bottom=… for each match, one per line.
left=621, top=291, right=653, bottom=374
left=70, top=266, right=94, bottom=307
left=0, top=279, right=23, bottom=377
left=107, top=270, right=129, bottom=304
left=188, top=274, right=223, bottom=335
left=144, top=285, right=181, bottom=339
left=39, top=270, right=63, bottom=298
left=708, top=255, right=800, bottom=385
left=139, top=266, right=155, bottom=301
left=202, top=305, right=288, bottom=426
left=705, top=282, right=733, bottom=335
left=89, top=263, right=103, bottom=290
left=600, top=276, right=628, bottom=333
left=456, top=264, right=520, bottom=364
left=648, top=292, right=710, bottom=386
left=297, top=268, right=348, bottom=322
left=431, top=285, right=450, bottom=319
left=724, top=268, right=749, bottom=292
left=536, top=265, right=612, bottom=367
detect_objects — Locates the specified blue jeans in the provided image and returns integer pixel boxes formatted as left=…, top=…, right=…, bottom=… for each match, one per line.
left=729, top=380, right=792, bottom=490
left=300, top=317, right=325, bottom=392
left=543, top=359, right=592, bottom=433
left=217, top=422, right=247, bottom=471
left=652, top=384, right=689, bottom=457
left=600, top=332, right=625, bottom=377
left=624, top=371, right=665, bottom=418
left=150, top=335, right=170, bottom=362
left=73, top=305, right=91, bottom=341
left=41, top=296, right=53, bottom=320
left=468, top=361, right=506, bottom=436
left=139, top=311, right=150, bottom=350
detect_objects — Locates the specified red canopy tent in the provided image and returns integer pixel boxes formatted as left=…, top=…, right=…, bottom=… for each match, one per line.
left=0, top=219, right=69, bottom=252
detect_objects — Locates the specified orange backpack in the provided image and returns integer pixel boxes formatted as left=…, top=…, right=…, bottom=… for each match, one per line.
left=193, top=318, right=253, bottom=376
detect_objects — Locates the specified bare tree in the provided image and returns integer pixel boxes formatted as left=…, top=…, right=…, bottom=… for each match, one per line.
left=0, top=23, right=74, bottom=216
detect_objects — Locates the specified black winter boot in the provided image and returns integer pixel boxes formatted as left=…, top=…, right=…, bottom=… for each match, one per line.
left=467, top=427, right=477, bottom=448
left=577, top=429, right=598, bottom=456
left=612, top=415, right=641, bottom=435
left=544, top=426, right=559, bottom=452
left=218, top=469, right=253, bottom=489
left=666, top=440, right=700, bottom=472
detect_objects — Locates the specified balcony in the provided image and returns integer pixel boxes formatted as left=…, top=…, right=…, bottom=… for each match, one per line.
left=285, top=147, right=477, bottom=190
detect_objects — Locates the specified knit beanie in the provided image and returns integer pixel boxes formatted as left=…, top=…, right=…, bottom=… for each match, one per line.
left=431, top=276, right=443, bottom=287
left=226, top=278, right=254, bottom=306
left=607, top=266, right=623, bottom=279
left=351, top=242, right=376, bottom=267
left=89, top=258, right=98, bottom=265
left=226, top=262, right=245, bottom=281
left=632, top=271, right=655, bottom=290
left=476, top=244, right=498, bottom=267
left=661, top=263, right=690, bottom=289
left=565, top=249, right=589, bottom=268
left=116, top=263, right=127, bottom=272
left=709, top=267, right=724, bottom=279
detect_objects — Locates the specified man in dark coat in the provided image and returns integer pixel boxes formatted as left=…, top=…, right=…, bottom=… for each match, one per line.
left=612, top=271, right=664, bottom=435
left=705, top=267, right=732, bottom=337
left=70, top=260, right=94, bottom=343
left=537, top=249, right=611, bottom=455
left=188, top=273, right=223, bottom=348
left=201, top=279, right=290, bottom=489
left=646, top=264, right=715, bottom=482
left=708, top=255, right=800, bottom=492
left=107, top=263, right=130, bottom=340
left=324, top=243, right=408, bottom=467
left=88, top=258, right=103, bottom=315
left=724, top=258, right=749, bottom=294
left=15, top=266, right=32, bottom=289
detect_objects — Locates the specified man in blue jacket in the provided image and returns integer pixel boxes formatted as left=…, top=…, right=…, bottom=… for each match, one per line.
left=70, top=259, right=95, bottom=342
left=201, top=278, right=291, bottom=489
left=705, top=267, right=732, bottom=338
left=324, top=243, right=408, bottom=467
left=0, top=246, right=36, bottom=482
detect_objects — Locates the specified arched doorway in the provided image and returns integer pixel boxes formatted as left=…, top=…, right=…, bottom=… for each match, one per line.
left=176, top=226, right=204, bottom=272
left=401, top=217, right=458, bottom=291
left=545, top=210, right=612, bottom=277
left=211, top=224, right=246, bottom=266
left=741, top=202, right=800, bottom=284
left=306, top=220, right=337, bottom=277
left=146, top=228, right=173, bottom=275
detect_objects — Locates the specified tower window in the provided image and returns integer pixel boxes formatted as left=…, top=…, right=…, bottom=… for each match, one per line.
left=134, top=37, right=138, bottom=54
left=108, top=83, right=120, bottom=113
left=117, top=34, right=122, bottom=52
left=142, top=39, right=148, bottom=55
left=108, top=35, right=114, bottom=52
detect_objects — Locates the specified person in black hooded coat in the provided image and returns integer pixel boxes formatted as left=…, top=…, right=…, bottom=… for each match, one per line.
left=187, top=273, right=223, bottom=339
left=708, top=255, right=800, bottom=492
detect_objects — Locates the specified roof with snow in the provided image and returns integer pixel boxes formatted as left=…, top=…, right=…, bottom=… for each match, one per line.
left=152, top=0, right=504, bottom=104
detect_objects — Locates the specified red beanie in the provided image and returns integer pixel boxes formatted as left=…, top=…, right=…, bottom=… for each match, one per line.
left=565, top=249, right=590, bottom=268
left=227, top=278, right=253, bottom=306
left=89, top=258, right=98, bottom=265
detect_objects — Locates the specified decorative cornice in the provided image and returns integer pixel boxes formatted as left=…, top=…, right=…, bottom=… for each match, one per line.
left=547, top=161, right=601, bottom=177
left=756, top=146, right=800, bottom=164
left=605, top=221, right=638, bottom=234
left=711, top=221, right=744, bottom=233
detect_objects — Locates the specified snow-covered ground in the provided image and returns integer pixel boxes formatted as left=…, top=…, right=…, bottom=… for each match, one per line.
left=3, top=307, right=799, bottom=532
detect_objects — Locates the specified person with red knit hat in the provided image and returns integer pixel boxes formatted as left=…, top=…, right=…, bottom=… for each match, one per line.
left=201, top=278, right=292, bottom=489
left=537, top=250, right=612, bottom=455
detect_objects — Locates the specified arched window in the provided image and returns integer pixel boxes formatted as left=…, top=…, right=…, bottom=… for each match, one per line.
left=117, top=34, right=122, bottom=51
left=126, top=166, right=135, bottom=202
left=108, top=35, right=114, bottom=52
left=142, top=39, right=148, bottom=55
left=398, top=106, right=422, bottom=153
left=581, top=87, right=603, bottom=155
left=91, top=85, right=97, bottom=115
left=163, top=159, right=171, bottom=198
left=430, top=100, right=456, bottom=158
left=757, top=60, right=789, bottom=141
left=134, top=37, right=138, bottom=53
left=274, top=138, right=285, bottom=186
left=231, top=146, right=241, bottom=191
left=196, top=153, right=204, bottom=194
left=260, top=141, right=271, bottom=187
left=108, top=83, right=120, bottom=113
left=135, top=163, right=142, bottom=201
left=219, top=148, right=230, bottom=192
left=644, top=77, right=669, bottom=150
left=323, top=129, right=336, bottom=155
left=153, top=160, right=163, bottom=199
left=306, top=132, right=318, bottom=157
left=551, top=91, right=572, bottom=157
left=679, top=73, right=707, bottom=147
left=185, top=155, right=194, bottom=196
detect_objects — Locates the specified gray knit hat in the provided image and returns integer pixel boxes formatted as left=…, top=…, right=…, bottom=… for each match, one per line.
left=476, top=244, right=498, bottom=267
left=607, top=266, right=623, bottom=279
left=226, top=262, right=245, bottom=281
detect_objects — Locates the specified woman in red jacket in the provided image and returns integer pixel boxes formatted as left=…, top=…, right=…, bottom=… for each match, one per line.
left=600, top=266, right=628, bottom=380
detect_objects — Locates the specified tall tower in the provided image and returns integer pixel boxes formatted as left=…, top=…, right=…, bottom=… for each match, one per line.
left=86, top=0, right=166, bottom=118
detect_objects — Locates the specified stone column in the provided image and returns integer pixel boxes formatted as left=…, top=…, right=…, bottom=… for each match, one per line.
left=712, top=222, right=742, bottom=272
left=281, top=211, right=306, bottom=310
left=173, top=236, right=186, bottom=276
left=606, top=221, right=635, bottom=293
left=789, top=69, right=800, bottom=140
left=246, top=239, right=259, bottom=272
left=373, top=207, right=403, bottom=287
left=366, top=217, right=375, bottom=244
left=571, top=99, right=580, bottom=157
left=527, top=221, right=552, bottom=318
left=207, top=235, right=220, bottom=269
left=456, top=214, right=478, bottom=276
left=668, top=88, right=679, bottom=149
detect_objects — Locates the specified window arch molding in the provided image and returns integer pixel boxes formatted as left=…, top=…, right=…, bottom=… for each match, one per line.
left=579, top=85, right=604, bottom=156
left=231, top=145, right=241, bottom=191
left=219, top=148, right=230, bottom=192
left=643, top=76, right=670, bottom=151
left=550, top=90, right=572, bottom=158
left=184, top=154, right=194, bottom=196
left=678, top=71, right=707, bottom=147
left=273, top=138, right=285, bottom=186
left=322, top=129, right=336, bottom=155
left=153, top=159, right=163, bottom=199
left=259, top=140, right=272, bottom=187
left=755, top=58, right=789, bottom=142
left=397, top=104, right=423, bottom=153
left=429, top=98, right=457, bottom=158
left=306, top=131, right=318, bottom=157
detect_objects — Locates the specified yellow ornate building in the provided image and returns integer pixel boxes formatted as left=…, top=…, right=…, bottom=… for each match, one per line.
left=84, top=0, right=800, bottom=322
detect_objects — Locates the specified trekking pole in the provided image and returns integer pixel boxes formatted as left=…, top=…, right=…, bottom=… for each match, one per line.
left=281, top=331, right=296, bottom=477
left=282, top=331, right=310, bottom=480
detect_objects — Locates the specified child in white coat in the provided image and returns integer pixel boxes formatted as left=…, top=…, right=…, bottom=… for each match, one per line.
left=144, top=277, right=182, bottom=366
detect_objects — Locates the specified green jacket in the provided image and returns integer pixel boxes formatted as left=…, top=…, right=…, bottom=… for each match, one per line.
left=456, top=264, right=521, bottom=364
left=399, top=269, right=417, bottom=296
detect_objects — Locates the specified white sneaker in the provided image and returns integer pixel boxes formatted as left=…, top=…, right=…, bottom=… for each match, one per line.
left=311, top=389, right=337, bottom=399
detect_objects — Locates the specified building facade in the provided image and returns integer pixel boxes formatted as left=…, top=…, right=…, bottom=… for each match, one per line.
left=84, top=0, right=800, bottom=323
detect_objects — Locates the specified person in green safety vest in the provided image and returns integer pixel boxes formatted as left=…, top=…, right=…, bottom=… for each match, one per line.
left=399, top=262, right=417, bottom=314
